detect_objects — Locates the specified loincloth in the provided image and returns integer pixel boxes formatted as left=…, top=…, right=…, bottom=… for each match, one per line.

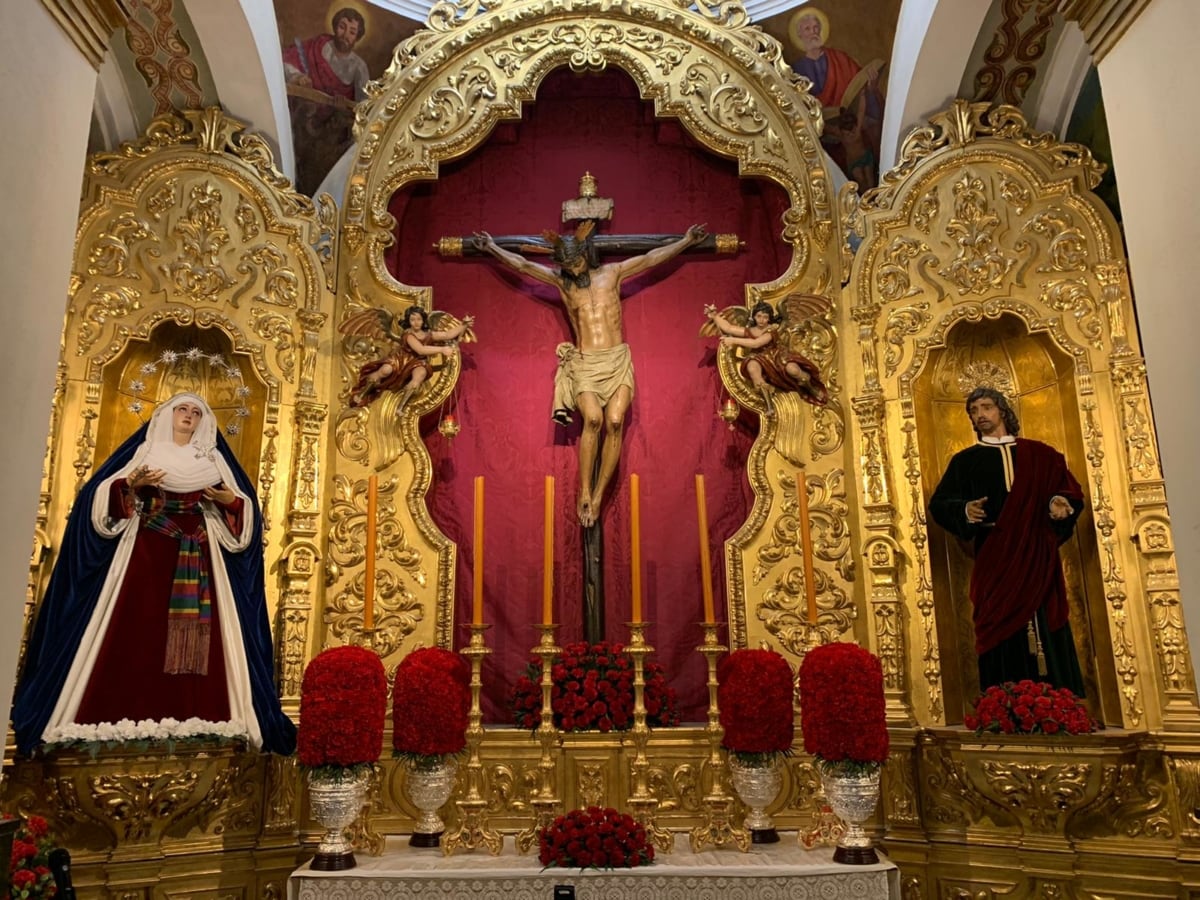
left=552, top=343, right=635, bottom=423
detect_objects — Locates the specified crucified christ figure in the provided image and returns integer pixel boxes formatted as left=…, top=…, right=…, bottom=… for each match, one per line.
left=473, top=222, right=707, bottom=527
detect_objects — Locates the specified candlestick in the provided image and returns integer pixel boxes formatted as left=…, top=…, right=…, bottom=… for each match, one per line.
left=689, top=623, right=749, bottom=853
left=364, top=475, right=377, bottom=631
left=796, top=471, right=818, bottom=625
left=473, top=476, right=484, bottom=626
left=695, top=474, right=716, bottom=624
left=626, top=621, right=674, bottom=853
left=543, top=475, right=554, bottom=626
left=515, top=623, right=563, bottom=854
left=630, top=474, right=643, bottom=623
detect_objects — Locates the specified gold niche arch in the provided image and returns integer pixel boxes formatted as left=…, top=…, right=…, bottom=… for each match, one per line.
left=334, top=0, right=854, bottom=659
left=849, top=99, right=1199, bottom=733
left=9, top=107, right=336, bottom=896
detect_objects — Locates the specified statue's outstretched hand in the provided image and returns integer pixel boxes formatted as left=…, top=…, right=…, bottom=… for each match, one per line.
left=703, top=304, right=717, bottom=319
left=472, top=231, right=495, bottom=253
left=687, top=223, right=708, bottom=243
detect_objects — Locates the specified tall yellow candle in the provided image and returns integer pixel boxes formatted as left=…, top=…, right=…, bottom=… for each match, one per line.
left=364, top=475, right=377, bottom=630
left=630, top=474, right=643, bottom=623
left=695, top=474, right=716, bottom=624
left=796, top=472, right=818, bottom=625
left=473, top=475, right=485, bottom=626
left=542, top=475, right=555, bottom=626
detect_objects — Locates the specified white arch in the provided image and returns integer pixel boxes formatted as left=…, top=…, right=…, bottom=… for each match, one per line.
left=880, top=0, right=993, bottom=171
left=181, top=0, right=295, bottom=180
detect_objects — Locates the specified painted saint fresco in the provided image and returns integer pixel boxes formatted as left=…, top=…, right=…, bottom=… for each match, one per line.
left=764, top=3, right=902, bottom=192
left=275, top=1, right=419, bottom=196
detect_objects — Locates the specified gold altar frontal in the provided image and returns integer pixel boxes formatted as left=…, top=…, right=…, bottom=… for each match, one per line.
left=289, top=834, right=900, bottom=900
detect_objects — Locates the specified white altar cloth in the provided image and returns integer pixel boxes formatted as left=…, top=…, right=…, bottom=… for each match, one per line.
left=290, top=834, right=900, bottom=899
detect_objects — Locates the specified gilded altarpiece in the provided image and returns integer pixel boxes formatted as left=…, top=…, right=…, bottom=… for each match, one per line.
left=333, top=0, right=857, bottom=836
left=847, top=99, right=1200, bottom=897
left=4, top=108, right=336, bottom=899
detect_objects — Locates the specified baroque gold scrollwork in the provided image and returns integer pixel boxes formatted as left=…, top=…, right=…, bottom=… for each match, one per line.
left=90, top=770, right=201, bottom=842
left=409, top=64, right=497, bottom=141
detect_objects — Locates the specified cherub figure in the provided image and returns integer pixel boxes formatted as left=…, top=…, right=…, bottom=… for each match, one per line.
left=702, top=296, right=830, bottom=414
left=339, top=304, right=475, bottom=411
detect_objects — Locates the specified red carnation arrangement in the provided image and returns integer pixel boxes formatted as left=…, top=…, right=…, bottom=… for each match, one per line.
left=392, top=647, right=471, bottom=769
left=798, top=642, right=889, bottom=776
left=510, top=640, right=679, bottom=733
left=4, top=814, right=57, bottom=900
left=965, top=680, right=1096, bottom=736
left=718, top=648, right=795, bottom=766
left=298, top=645, right=387, bottom=780
left=538, top=806, right=654, bottom=870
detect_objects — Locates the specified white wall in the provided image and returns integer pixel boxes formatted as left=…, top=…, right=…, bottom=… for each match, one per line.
left=1099, top=0, right=1200, bottom=685
left=0, top=2, right=97, bottom=732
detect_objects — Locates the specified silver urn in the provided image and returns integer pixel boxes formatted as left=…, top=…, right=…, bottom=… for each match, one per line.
left=405, top=757, right=458, bottom=847
left=819, top=764, right=881, bottom=864
left=307, top=769, right=368, bottom=870
left=729, top=754, right=783, bottom=843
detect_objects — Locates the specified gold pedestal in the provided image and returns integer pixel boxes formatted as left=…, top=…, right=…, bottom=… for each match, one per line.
left=442, top=623, right=503, bottom=856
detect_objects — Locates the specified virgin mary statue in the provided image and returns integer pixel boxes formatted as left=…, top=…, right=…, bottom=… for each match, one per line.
left=12, top=393, right=296, bottom=754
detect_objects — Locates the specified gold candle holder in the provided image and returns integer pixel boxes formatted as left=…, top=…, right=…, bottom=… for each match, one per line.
left=624, top=621, right=674, bottom=854
left=442, top=623, right=503, bottom=856
left=689, top=622, right=750, bottom=852
left=516, top=623, right=563, bottom=854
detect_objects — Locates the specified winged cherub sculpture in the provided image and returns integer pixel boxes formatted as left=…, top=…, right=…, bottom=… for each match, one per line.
left=702, top=295, right=830, bottom=414
left=339, top=304, right=475, bottom=411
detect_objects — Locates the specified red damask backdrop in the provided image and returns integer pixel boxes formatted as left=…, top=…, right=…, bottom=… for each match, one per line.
left=385, top=67, right=792, bottom=722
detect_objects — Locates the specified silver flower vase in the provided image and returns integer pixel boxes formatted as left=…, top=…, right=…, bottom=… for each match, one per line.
left=405, top=757, right=458, bottom=847
left=729, top=754, right=783, bottom=843
left=819, top=764, right=881, bottom=864
left=307, top=769, right=368, bottom=870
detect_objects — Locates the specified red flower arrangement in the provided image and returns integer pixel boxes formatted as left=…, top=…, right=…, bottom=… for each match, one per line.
left=298, top=645, right=387, bottom=779
left=538, top=806, right=654, bottom=870
left=392, top=647, right=471, bottom=769
left=510, top=640, right=679, bottom=733
left=718, top=648, right=795, bottom=765
left=5, top=814, right=57, bottom=900
left=798, top=642, right=889, bottom=776
left=965, top=680, right=1096, bottom=735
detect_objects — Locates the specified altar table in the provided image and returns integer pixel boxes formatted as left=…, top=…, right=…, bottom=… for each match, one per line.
left=290, top=834, right=900, bottom=899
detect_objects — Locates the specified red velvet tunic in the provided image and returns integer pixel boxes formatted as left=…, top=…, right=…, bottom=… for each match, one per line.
left=75, top=482, right=243, bottom=725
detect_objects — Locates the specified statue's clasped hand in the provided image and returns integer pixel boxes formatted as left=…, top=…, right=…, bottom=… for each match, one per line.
left=128, top=465, right=165, bottom=490
left=203, top=482, right=236, bottom=506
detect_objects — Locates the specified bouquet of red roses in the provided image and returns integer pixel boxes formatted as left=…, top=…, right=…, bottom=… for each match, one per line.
left=510, top=640, right=679, bottom=733
left=798, top=641, right=889, bottom=776
left=965, top=680, right=1096, bottom=735
left=298, top=645, right=387, bottom=780
left=5, top=814, right=57, bottom=900
left=538, top=806, right=654, bottom=870
left=392, top=647, right=471, bottom=769
left=718, top=648, right=795, bottom=766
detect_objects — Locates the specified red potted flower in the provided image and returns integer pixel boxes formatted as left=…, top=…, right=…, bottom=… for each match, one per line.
left=392, top=647, right=470, bottom=847
left=798, top=641, right=889, bottom=864
left=298, top=645, right=387, bottom=870
left=718, top=648, right=795, bottom=843
left=3, top=814, right=57, bottom=900
left=510, top=640, right=679, bottom=733
left=538, top=806, right=654, bottom=870
left=965, top=680, right=1096, bottom=735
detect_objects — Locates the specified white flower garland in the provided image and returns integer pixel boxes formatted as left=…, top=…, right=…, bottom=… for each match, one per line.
left=43, top=717, right=248, bottom=747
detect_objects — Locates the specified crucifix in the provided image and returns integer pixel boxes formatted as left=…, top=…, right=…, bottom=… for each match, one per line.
left=436, top=173, right=740, bottom=642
